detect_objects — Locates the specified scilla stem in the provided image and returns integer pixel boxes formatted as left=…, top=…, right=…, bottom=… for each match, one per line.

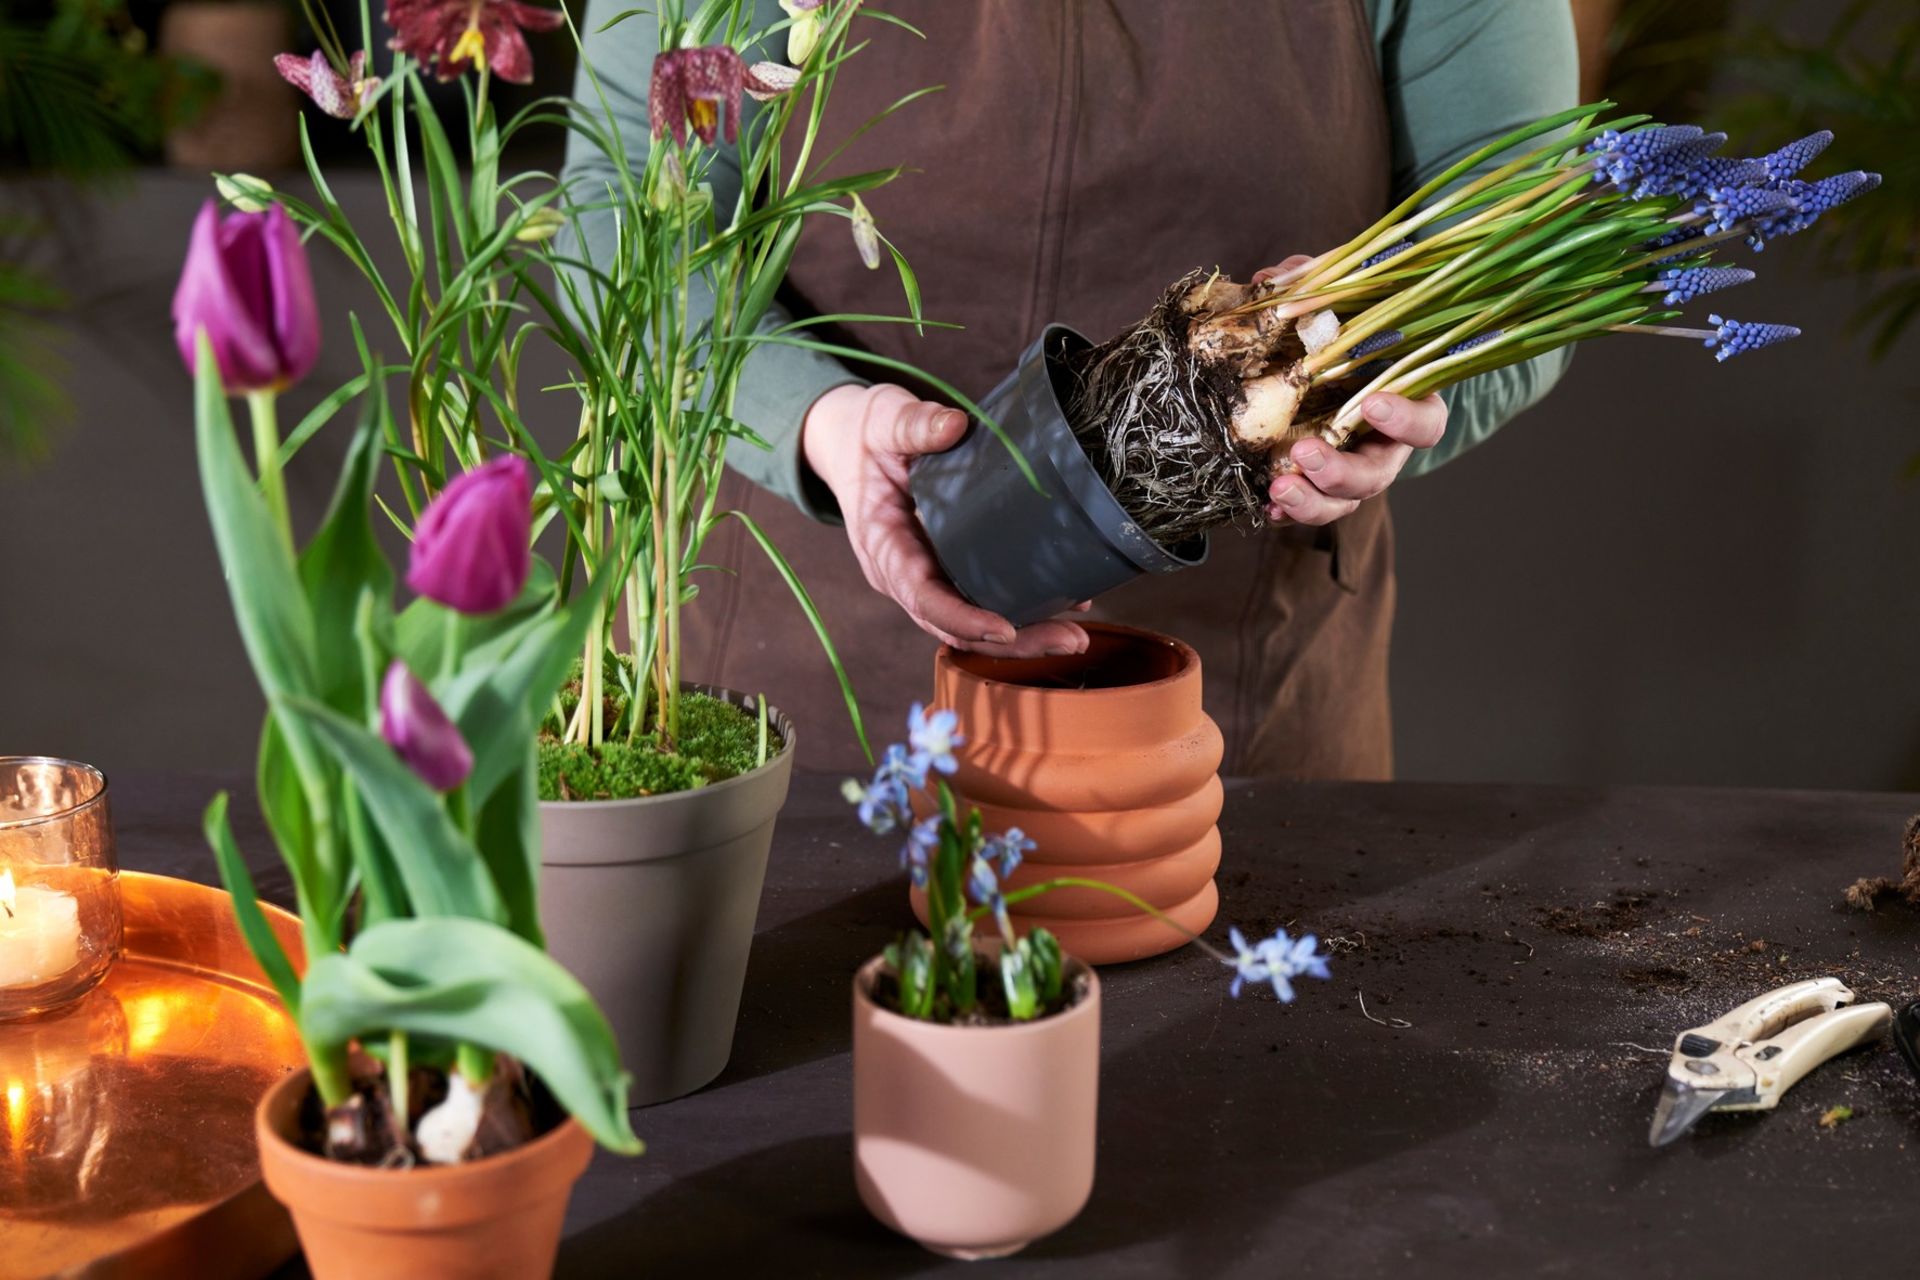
left=979, top=876, right=1232, bottom=966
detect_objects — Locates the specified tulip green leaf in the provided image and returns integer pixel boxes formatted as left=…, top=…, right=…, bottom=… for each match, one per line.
left=298, top=409, right=393, bottom=716
left=203, top=792, right=302, bottom=1015
left=276, top=694, right=507, bottom=926
left=300, top=919, right=643, bottom=1155
left=472, top=760, right=542, bottom=946
left=440, top=566, right=608, bottom=813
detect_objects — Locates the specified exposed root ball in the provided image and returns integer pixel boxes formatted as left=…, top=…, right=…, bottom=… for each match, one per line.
left=1065, top=272, right=1270, bottom=544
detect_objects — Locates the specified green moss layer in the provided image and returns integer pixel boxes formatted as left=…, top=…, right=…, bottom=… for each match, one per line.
left=537, top=688, right=778, bottom=802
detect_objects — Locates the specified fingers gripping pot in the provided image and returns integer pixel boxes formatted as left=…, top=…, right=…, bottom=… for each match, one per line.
left=909, top=324, right=1207, bottom=627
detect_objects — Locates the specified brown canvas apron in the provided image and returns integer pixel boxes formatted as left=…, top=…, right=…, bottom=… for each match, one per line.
left=682, top=0, right=1396, bottom=778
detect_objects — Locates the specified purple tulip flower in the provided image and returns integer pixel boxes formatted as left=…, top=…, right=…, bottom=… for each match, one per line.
left=172, top=200, right=320, bottom=394
left=380, top=661, right=474, bottom=792
left=406, top=455, right=535, bottom=614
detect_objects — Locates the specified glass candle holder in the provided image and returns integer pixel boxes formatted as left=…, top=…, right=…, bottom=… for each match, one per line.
left=0, top=758, right=121, bottom=1021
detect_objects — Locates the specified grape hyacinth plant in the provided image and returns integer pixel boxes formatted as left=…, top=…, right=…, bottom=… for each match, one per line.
left=1068, top=103, right=1882, bottom=542
left=844, top=707, right=1331, bottom=1022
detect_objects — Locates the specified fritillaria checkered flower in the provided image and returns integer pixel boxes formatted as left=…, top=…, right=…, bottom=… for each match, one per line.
left=385, top=0, right=564, bottom=84
left=275, top=49, right=381, bottom=119
left=649, top=46, right=797, bottom=146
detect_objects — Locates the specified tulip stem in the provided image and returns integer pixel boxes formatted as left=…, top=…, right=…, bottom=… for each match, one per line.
left=246, top=390, right=293, bottom=552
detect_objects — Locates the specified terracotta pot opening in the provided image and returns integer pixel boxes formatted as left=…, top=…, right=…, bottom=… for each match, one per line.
left=946, top=624, right=1191, bottom=692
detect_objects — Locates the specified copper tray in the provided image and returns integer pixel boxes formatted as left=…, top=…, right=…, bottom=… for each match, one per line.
left=1, top=871, right=305, bottom=1280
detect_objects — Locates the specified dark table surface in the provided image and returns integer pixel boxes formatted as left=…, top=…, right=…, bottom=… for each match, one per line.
left=116, top=771, right=1920, bottom=1279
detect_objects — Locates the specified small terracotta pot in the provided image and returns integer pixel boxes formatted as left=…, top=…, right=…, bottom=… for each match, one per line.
left=916, top=622, right=1223, bottom=963
left=255, top=1069, right=593, bottom=1279
left=852, top=954, right=1100, bottom=1258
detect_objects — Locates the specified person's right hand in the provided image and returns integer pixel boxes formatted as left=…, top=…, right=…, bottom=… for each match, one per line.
left=801, top=382, right=1090, bottom=657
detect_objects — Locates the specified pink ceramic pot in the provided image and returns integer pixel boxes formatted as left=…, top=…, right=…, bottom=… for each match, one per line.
left=851, top=954, right=1100, bottom=1259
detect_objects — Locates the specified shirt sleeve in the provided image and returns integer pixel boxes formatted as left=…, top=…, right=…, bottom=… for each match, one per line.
left=557, top=0, right=863, bottom=521
left=1370, top=0, right=1581, bottom=476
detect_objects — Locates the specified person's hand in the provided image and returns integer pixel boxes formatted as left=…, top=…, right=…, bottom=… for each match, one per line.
left=1250, top=254, right=1448, bottom=526
left=801, top=382, right=1090, bottom=657
left=1264, top=391, right=1449, bottom=525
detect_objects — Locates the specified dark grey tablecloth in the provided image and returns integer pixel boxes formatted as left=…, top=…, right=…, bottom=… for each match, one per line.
left=115, top=771, right=1920, bottom=1279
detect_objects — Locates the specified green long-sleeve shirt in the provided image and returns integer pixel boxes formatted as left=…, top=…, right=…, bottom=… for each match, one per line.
left=560, top=0, right=1578, bottom=515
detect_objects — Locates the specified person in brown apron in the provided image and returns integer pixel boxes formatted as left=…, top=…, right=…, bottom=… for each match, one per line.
left=564, top=1, right=1577, bottom=779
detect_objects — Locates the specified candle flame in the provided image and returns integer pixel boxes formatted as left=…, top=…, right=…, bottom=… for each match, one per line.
left=0, top=868, right=12, bottom=919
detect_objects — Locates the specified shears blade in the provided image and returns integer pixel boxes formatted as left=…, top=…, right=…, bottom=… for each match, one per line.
left=1649, top=1081, right=1728, bottom=1147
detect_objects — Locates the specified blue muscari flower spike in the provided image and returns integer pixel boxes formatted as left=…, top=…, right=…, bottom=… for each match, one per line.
left=1360, top=240, right=1413, bottom=269
left=1688, top=155, right=1768, bottom=193
left=1629, top=132, right=1726, bottom=199
left=1659, top=266, right=1754, bottom=307
left=1702, top=185, right=1795, bottom=235
left=1706, top=314, right=1801, bottom=362
left=1761, top=130, right=1833, bottom=181
left=1348, top=328, right=1404, bottom=358
left=1587, top=124, right=1703, bottom=186
left=1444, top=330, right=1502, bottom=357
left=1644, top=223, right=1707, bottom=265
left=1791, top=171, right=1881, bottom=225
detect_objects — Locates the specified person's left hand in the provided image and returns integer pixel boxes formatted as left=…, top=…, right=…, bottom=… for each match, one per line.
left=1249, top=254, right=1449, bottom=526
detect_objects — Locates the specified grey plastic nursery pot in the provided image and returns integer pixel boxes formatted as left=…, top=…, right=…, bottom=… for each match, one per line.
left=537, top=685, right=794, bottom=1107
left=909, top=323, right=1207, bottom=627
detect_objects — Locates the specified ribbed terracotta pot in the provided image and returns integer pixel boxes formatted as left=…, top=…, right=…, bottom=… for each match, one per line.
left=255, top=1069, right=592, bottom=1280
left=916, top=623, right=1223, bottom=963
left=852, top=954, right=1100, bottom=1258
left=539, top=686, right=795, bottom=1106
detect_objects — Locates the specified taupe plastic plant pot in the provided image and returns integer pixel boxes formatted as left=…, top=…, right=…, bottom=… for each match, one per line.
left=538, top=685, right=795, bottom=1106
left=255, top=1069, right=593, bottom=1280
left=852, top=954, right=1101, bottom=1259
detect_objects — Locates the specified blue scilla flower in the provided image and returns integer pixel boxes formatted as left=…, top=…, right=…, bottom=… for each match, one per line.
left=1760, top=129, right=1833, bottom=182
left=1348, top=328, right=1404, bottom=358
left=1444, top=330, right=1502, bottom=357
left=1360, top=240, right=1413, bottom=269
left=1706, top=314, right=1802, bottom=362
left=1659, top=266, right=1754, bottom=307
left=1225, top=925, right=1333, bottom=1000
left=907, top=703, right=962, bottom=775
left=880, top=741, right=930, bottom=789
left=982, top=826, right=1036, bottom=878
left=900, top=815, right=940, bottom=888
left=1701, top=184, right=1795, bottom=235
left=844, top=771, right=912, bottom=835
left=966, top=853, right=1002, bottom=911
left=1257, top=930, right=1334, bottom=1003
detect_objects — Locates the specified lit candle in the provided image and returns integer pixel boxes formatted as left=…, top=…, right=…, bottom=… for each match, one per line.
left=0, top=869, right=82, bottom=989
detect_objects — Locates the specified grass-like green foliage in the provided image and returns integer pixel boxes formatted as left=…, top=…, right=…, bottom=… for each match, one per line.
left=538, top=662, right=779, bottom=800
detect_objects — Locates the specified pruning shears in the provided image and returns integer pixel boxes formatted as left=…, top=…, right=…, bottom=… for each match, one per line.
left=1648, top=976, right=1890, bottom=1147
